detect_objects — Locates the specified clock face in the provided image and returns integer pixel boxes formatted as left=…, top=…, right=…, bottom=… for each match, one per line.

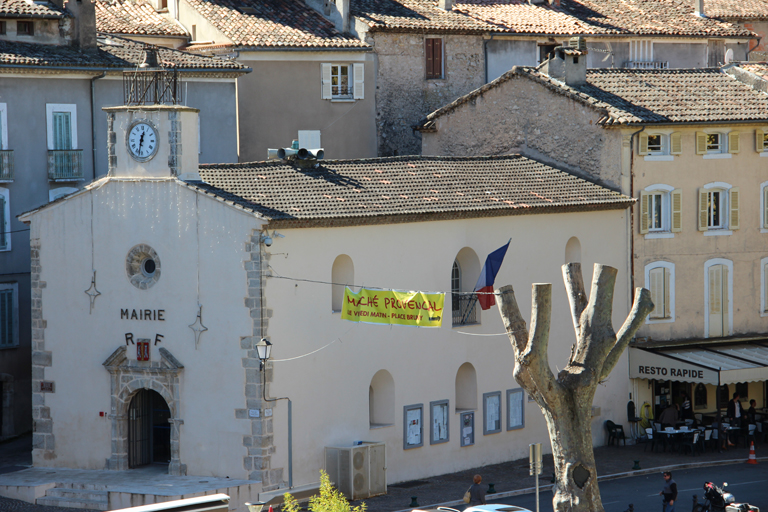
left=127, top=121, right=159, bottom=162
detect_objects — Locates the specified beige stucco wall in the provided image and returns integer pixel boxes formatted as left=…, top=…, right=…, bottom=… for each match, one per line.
left=263, top=207, right=632, bottom=485
left=372, top=32, right=485, bottom=157
left=177, top=0, right=230, bottom=43
left=29, top=180, right=262, bottom=477
left=420, top=75, right=625, bottom=192
left=235, top=52, right=377, bottom=162
left=632, top=125, right=768, bottom=341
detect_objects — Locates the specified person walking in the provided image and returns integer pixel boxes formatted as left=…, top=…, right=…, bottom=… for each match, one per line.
left=659, top=471, right=677, bottom=512
left=467, top=474, right=487, bottom=507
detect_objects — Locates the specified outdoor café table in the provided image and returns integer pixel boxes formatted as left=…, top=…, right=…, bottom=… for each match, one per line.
left=661, top=429, right=688, bottom=452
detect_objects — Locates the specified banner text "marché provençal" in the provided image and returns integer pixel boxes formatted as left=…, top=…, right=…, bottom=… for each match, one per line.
left=341, top=287, right=445, bottom=328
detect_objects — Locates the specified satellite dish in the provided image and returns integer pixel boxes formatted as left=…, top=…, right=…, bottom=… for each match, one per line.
left=725, top=48, right=734, bottom=64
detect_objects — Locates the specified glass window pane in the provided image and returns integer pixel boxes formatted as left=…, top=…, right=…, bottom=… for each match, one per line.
left=706, top=133, right=720, bottom=151
left=651, top=194, right=662, bottom=230
left=708, top=191, right=720, bottom=227
left=648, top=135, right=662, bottom=152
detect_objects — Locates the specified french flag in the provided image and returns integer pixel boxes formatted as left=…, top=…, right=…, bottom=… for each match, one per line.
left=473, top=240, right=510, bottom=310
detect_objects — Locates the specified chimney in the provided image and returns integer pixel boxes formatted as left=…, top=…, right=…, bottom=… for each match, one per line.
left=65, top=0, right=97, bottom=49
left=541, top=37, right=588, bottom=87
left=438, top=0, right=453, bottom=11
left=336, top=0, right=350, bottom=32
left=694, top=0, right=705, bottom=17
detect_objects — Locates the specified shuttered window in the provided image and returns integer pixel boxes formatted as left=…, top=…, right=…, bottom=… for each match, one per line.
left=756, top=129, right=767, bottom=152
left=0, top=188, right=7, bottom=251
left=763, top=186, right=768, bottom=229
left=52, top=112, right=72, bottom=150
left=640, top=187, right=680, bottom=234
left=321, top=63, right=364, bottom=100
left=426, top=38, right=443, bottom=79
left=0, top=284, right=16, bottom=348
left=707, top=264, right=729, bottom=338
left=648, top=267, right=671, bottom=319
left=763, top=260, right=768, bottom=313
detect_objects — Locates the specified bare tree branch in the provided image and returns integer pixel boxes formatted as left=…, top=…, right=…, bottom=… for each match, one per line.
left=523, top=283, right=557, bottom=402
left=600, top=287, right=654, bottom=381
left=579, top=265, right=618, bottom=372
left=562, top=263, right=587, bottom=336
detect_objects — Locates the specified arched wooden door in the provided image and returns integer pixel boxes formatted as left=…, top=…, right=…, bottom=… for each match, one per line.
left=128, top=389, right=171, bottom=468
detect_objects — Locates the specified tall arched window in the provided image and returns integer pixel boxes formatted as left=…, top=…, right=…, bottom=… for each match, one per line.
left=331, top=255, right=354, bottom=313
left=705, top=258, right=733, bottom=338
left=452, top=248, right=480, bottom=326
left=455, top=362, right=477, bottom=411
left=565, top=236, right=581, bottom=264
left=369, top=370, right=394, bottom=427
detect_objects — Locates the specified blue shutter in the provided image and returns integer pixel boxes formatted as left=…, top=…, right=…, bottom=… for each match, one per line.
left=0, top=289, right=11, bottom=347
left=0, top=195, right=6, bottom=250
left=52, top=112, right=72, bottom=150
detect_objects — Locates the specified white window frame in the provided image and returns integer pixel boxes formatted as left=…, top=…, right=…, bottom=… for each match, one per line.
left=46, top=104, right=78, bottom=150
left=701, top=128, right=733, bottom=159
left=0, top=282, right=19, bottom=348
left=48, top=187, right=78, bottom=203
left=642, top=184, right=679, bottom=239
left=704, top=258, right=733, bottom=338
left=0, top=187, right=9, bottom=252
left=321, top=63, right=364, bottom=102
left=0, top=103, right=7, bottom=150
left=702, top=182, right=733, bottom=236
left=760, top=180, right=768, bottom=233
left=761, top=257, right=768, bottom=317
left=644, top=261, right=675, bottom=323
left=630, top=39, right=654, bottom=62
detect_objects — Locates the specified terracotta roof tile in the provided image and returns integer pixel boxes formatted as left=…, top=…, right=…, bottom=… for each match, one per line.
left=704, top=0, right=768, bottom=19
left=185, top=0, right=368, bottom=49
left=195, top=155, right=633, bottom=226
left=0, top=34, right=246, bottom=70
left=0, top=0, right=67, bottom=18
left=353, top=0, right=752, bottom=37
left=95, top=0, right=187, bottom=37
left=419, top=66, right=768, bottom=128
left=739, top=62, right=768, bottom=81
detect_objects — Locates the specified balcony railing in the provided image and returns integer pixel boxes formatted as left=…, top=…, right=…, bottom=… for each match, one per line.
left=452, top=294, right=479, bottom=327
left=626, top=61, right=669, bottom=70
left=0, top=150, right=13, bottom=181
left=48, top=150, right=83, bottom=181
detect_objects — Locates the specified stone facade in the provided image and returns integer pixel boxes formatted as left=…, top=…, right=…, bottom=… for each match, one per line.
left=236, top=231, right=283, bottom=491
left=420, top=74, right=625, bottom=191
left=372, top=32, right=485, bottom=156
left=30, top=241, right=54, bottom=464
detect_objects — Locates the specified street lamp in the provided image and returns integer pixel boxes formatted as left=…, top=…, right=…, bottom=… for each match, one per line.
left=255, top=338, right=272, bottom=370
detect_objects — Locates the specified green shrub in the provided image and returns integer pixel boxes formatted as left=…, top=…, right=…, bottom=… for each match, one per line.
left=283, top=471, right=366, bottom=512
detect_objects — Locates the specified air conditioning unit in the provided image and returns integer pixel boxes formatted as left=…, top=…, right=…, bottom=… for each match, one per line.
left=325, top=442, right=386, bottom=500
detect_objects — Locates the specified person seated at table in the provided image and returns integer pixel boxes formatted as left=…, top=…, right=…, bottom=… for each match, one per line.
left=659, top=403, right=679, bottom=429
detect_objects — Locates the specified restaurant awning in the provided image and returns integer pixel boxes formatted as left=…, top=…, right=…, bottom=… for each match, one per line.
left=629, top=343, right=768, bottom=385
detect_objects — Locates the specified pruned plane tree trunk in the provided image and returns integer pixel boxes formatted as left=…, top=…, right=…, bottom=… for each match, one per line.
left=495, top=263, right=654, bottom=512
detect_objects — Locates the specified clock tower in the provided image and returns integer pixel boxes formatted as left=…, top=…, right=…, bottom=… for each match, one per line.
left=104, top=53, right=201, bottom=182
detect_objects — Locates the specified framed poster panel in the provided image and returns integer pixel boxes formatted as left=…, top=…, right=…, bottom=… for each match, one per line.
left=507, top=388, right=525, bottom=430
left=460, top=411, right=475, bottom=447
left=403, top=404, right=423, bottom=449
left=483, top=391, right=502, bottom=434
left=430, top=399, right=449, bottom=445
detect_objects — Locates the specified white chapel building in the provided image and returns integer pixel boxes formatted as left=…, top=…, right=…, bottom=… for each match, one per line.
left=19, top=97, right=636, bottom=504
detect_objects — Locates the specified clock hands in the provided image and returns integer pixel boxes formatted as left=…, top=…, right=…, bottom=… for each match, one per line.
left=138, top=131, right=145, bottom=155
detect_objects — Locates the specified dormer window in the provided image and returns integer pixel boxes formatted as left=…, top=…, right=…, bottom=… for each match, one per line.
left=17, top=21, right=33, bottom=36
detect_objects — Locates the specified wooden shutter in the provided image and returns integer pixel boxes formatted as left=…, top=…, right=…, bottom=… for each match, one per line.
left=649, top=267, right=665, bottom=319
left=433, top=38, right=442, bottom=78
left=698, top=189, right=709, bottom=231
left=639, top=190, right=650, bottom=234
left=670, top=132, right=682, bottom=155
left=763, top=186, right=768, bottom=229
left=729, top=187, right=739, bottom=230
left=728, top=131, right=740, bottom=153
left=764, top=263, right=768, bottom=312
left=52, top=112, right=71, bottom=150
left=638, top=133, right=649, bottom=155
left=353, top=63, right=364, bottom=100
left=426, top=39, right=435, bottom=78
left=321, top=63, right=332, bottom=99
left=671, top=188, right=682, bottom=232
left=0, top=194, right=6, bottom=250
left=696, top=132, right=707, bottom=155
left=709, top=265, right=723, bottom=337
left=663, top=267, right=671, bottom=318
left=757, top=129, right=765, bottom=152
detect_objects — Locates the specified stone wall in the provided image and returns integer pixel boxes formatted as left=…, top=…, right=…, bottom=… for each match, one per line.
left=421, top=73, right=625, bottom=190
left=30, top=241, right=54, bottom=464
left=372, top=32, right=485, bottom=156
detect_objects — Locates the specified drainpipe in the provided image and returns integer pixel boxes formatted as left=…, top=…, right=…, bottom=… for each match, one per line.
left=747, top=36, right=762, bottom=61
left=90, top=71, right=107, bottom=179
left=483, top=34, right=496, bottom=84
left=628, top=126, right=645, bottom=303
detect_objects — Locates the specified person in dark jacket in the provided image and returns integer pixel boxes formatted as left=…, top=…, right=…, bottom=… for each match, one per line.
left=467, top=474, right=486, bottom=507
left=659, top=471, right=678, bottom=512
left=726, top=392, right=744, bottom=427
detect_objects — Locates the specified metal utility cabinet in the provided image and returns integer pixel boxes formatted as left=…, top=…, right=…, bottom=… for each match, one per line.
left=325, top=442, right=386, bottom=500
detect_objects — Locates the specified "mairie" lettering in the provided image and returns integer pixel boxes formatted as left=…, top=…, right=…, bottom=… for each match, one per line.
left=121, top=308, right=165, bottom=321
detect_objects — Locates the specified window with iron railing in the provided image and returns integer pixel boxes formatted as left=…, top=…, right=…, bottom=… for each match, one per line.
left=452, top=260, right=479, bottom=326
left=48, top=150, right=83, bottom=181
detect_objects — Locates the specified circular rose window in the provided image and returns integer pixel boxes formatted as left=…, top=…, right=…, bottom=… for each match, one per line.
left=126, top=244, right=161, bottom=290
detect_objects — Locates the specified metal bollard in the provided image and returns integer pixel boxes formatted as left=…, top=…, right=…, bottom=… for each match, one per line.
left=410, top=497, right=419, bottom=508
left=488, top=483, right=496, bottom=494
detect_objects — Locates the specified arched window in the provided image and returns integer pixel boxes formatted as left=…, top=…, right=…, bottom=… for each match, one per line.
left=704, top=258, right=733, bottom=338
left=565, top=236, right=581, bottom=264
left=694, top=383, right=707, bottom=409
left=455, top=362, right=477, bottom=411
left=698, top=182, right=738, bottom=233
left=331, top=255, right=354, bottom=313
left=645, top=261, right=675, bottom=323
left=452, top=248, right=480, bottom=326
left=369, top=370, right=394, bottom=427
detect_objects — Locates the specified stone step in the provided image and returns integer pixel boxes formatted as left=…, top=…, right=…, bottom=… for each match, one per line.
left=37, top=487, right=108, bottom=510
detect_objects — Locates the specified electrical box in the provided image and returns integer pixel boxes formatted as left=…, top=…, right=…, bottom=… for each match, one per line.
left=325, top=442, right=386, bottom=500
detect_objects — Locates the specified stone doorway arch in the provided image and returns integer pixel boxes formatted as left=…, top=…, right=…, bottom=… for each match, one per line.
left=103, top=346, right=185, bottom=475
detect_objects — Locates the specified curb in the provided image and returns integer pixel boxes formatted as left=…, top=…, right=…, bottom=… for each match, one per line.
left=390, top=457, right=768, bottom=512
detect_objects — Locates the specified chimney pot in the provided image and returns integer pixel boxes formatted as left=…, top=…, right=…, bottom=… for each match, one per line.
left=694, top=0, right=705, bottom=16
left=438, top=0, right=453, bottom=10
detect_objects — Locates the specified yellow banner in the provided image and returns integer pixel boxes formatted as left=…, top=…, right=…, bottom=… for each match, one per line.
left=341, top=287, right=445, bottom=327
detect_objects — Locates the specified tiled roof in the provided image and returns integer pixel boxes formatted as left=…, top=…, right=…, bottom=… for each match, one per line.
left=352, top=0, right=752, bottom=37
left=419, top=67, right=768, bottom=129
left=739, top=62, right=768, bottom=81
left=195, top=155, right=633, bottom=226
left=0, top=34, right=246, bottom=70
left=95, top=0, right=187, bottom=37
left=184, top=0, right=368, bottom=49
left=0, top=0, right=67, bottom=18
left=705, top=0, right=768, bottom=19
